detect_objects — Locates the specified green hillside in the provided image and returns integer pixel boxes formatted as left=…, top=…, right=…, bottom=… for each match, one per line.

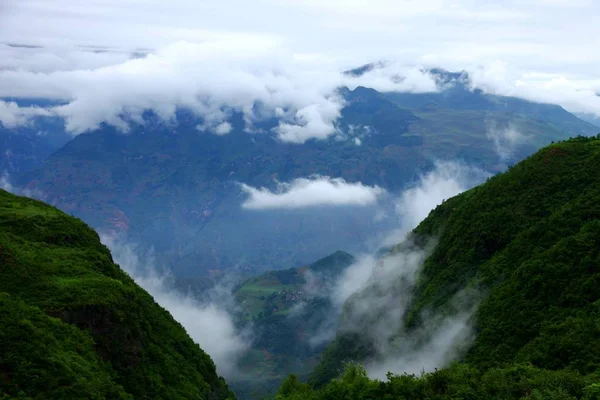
left=0, top=189, right=234, bottom=399
left=280, top=136, right=600, bottom=399
left=234, top=251, right=355, bottom=320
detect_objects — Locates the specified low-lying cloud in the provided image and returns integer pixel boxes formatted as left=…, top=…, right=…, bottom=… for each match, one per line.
left=331, top=237, right=478, bottom=380
left=240, top=176, right=385, bottom=209
left=101, top=235, right=249, bottom=378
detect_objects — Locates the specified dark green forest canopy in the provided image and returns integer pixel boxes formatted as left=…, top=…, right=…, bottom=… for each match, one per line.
left=292, top=136, right=600, bottom=399
left=0, top=189, right=234, bottom=399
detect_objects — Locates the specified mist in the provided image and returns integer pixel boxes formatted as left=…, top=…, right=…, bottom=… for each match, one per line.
left=311, top=160, right=487, bottom=379
left=101, top=234, right=249, bottom=378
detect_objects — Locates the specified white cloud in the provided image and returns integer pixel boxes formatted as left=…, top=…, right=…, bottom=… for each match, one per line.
left=214, top=121, right=232, bottom=135
left=0, top=43, right=131, bottom=73
left=0, top=40, right=438, bottom=142
left=466, top=62, right=600, bottom=117
left=240, top=176, right=385, bottom=209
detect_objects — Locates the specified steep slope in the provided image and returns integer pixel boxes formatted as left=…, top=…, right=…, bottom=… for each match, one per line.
left=0, top=189, right=234, bottom=399
left=311, top=136, right=600, bottom=391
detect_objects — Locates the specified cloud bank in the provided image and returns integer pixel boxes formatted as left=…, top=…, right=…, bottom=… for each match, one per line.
left=0, top=41, right=438, bottom=142
left=240, top=176, right=385, bottom=209
left=2, top=0, right=600, bottom=141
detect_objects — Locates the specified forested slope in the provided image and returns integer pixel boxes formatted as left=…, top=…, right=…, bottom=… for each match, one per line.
left=0, top=189, right=234, bottom=399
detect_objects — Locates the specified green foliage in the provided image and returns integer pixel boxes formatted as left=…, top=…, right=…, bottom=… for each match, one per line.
left=0, top=189, right=234, bottom=399
left=277, top=362, right=597, bottom=400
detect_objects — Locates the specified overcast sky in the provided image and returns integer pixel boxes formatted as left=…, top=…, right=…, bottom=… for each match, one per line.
left=1, top=0, right=599, bottom=140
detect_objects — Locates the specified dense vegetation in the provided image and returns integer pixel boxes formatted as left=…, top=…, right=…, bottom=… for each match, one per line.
left=279, top=136, right=600, bottom=399
left=276, top=363, right=600, bottom=400
left=0, top=189, right=234, bottom=399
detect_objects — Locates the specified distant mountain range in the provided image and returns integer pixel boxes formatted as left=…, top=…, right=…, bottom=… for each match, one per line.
left=2, top=70, right=598, bottom=279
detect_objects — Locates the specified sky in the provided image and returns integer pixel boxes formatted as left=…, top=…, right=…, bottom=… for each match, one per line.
left=1, top=0, right=600, bottom=141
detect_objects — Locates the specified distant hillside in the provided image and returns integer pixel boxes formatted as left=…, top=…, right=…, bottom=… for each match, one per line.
left=0, top=189, right=234, bottom=399
left=229, top=251, right=355, bottom=399
left=234, top=251, right=355, bottom=319
left=302, top=136, right=600, bottom=399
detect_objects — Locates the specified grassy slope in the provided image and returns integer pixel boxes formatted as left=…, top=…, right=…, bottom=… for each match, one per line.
left=308, top=136, right=600, bottom=395
left=0, top=189, right=234, bottom=399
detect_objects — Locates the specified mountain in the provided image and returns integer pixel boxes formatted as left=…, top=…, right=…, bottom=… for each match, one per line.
left=384, top=70, right=597, bottom=137
left=226, top=251, right=355, bottom=399
left=12, top=84, right=597, bottom=279
left=292, top=135, right=600, bottom=399
left=0, top=189, right=234, bottom=399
